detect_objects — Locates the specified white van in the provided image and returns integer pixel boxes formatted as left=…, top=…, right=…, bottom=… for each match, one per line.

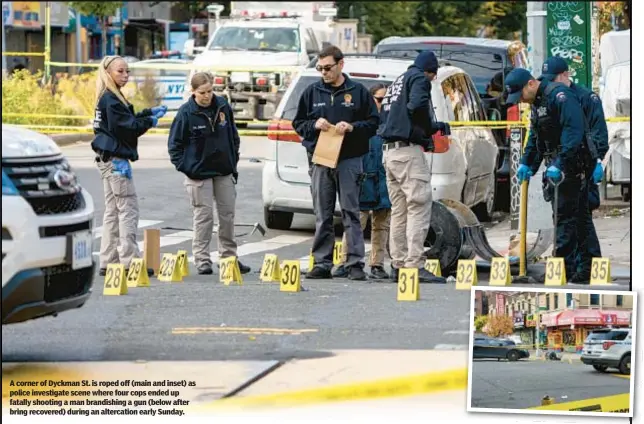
left=2, top=125, right=96, bottom=325
left=262, top=56, right=499, bottom=230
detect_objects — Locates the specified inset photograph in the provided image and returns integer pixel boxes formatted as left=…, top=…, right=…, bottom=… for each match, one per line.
left=467, top=287, right=636, bottom=418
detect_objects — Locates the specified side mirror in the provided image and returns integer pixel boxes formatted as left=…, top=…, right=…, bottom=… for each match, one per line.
left=184, top=39, right=195, bottom=57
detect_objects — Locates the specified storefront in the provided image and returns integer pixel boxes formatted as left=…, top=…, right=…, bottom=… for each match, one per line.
left=541, top=309, right=631, bottom=352
left=512, top=311, right=534, bottom=348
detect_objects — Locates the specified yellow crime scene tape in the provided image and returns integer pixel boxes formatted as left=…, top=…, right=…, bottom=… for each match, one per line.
left=528, top=393, right=630, bottom=413
left=191, top=367, right=468, bottom=411
left=46, top=60, right=302, bottom=74
left=2, top=52, right=46, bottom=57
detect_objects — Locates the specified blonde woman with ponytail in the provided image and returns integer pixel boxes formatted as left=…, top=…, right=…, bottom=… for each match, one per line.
left=91, top=55, right=167, bottom=277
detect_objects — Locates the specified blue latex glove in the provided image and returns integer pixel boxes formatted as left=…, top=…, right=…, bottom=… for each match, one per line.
left=151, top=105, right=167, bottom=117
left=112, top=158, right=132, bottom=180
left=150, top=116, right=159, bottom=127
left=516, top=164, right=533, bottom=182
left=545, top=165, right=562, bottom=182
left=593, top=162, right=604, bottom=184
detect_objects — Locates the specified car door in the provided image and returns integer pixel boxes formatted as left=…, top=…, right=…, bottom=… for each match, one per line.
left=473, top=338, right=489, bottom=359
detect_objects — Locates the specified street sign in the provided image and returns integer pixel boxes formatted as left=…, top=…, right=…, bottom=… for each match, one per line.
left=318, top=7, right=337, bottom=17
left=546, top=2, right=592, bottom=88
left=207, top=4, right=225, bottom=14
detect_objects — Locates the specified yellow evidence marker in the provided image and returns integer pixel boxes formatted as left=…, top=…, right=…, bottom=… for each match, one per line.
left=176, top=249, right=190, bottom=277
left=544, top=257, right=566, bottom=286
left=397, top=268, right=419, bottom=301
left=260, top=253, right=280, bottom=282
left=424, top=259, right=441, bottom=276
left=489, top=257, right=511, bottom=286
left=280, top=260, right=302, bottom=292
left=103, top=263, right=128, bottom=295
left=158, top=253, right=183, bottom=282
left=455, top=259, right=478, bottom=290
left=126, top=258, right=150, bottom=287
left=333, top=241, right=343, bottom=265
left=220, top=256, right=243, bottom=285
left=590, top=257, right=611, bottom=285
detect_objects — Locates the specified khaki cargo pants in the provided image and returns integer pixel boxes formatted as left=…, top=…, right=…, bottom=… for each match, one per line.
left=341, top=209, right=391, bottom=268
left=97, top=160, right=141, bottom=268
left=185, top=175, right=238, bottom=270
left=383, top=144, right=433, bottom=269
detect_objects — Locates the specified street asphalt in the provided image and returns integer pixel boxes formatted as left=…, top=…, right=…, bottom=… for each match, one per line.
left=1, top=135, right=631, bottom=363
left=469, top=359, right=631, bottom=410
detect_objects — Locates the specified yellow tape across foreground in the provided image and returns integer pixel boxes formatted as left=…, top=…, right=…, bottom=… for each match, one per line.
left=193, top=367, right=467, bottom=411
left=2, top=52, right=46, bottom=57
left=528, top=393, right=630, bottom=413
left=46, top=60, right=301, bottom=74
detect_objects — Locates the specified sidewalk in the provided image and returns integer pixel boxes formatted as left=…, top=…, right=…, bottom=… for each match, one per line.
left=527, top=350, right=581, bottom=362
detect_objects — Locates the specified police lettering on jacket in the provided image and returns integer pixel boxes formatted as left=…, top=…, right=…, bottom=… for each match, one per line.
left=378, top=65, right=439, bottom=147
left=520, top=80, right=587, bottom=175
left=292, top=74, right=379, bottom=160
left=91, top=91, right=156, bottom=161
left=168, top=95, right=241, bottom=180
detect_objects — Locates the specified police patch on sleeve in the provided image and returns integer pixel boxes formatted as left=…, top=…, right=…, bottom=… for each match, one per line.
left=556, top=92, right=567, bottom=103
left=590, top=93, right=601, bottom=102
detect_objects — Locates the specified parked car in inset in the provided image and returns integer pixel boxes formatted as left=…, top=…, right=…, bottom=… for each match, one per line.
left=472, top=335, right=530, bottom=361
left=581, top=327, right=632, bottom=375
left=262, top=54, right=499, bottom=231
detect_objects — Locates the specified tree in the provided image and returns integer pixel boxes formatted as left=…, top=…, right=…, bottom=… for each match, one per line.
left=485, top=315, right=513, bottom=338
left=151, top=1, right=232, bottom=21
left=337, top=2, right=420, bottom=45
left=597, top=1, right=629, bottom=35
left=474, top=315, right=488, bottom=333
left=478, top=2, right=527, bottom=42
left=67, top=2, right=123, bottom=58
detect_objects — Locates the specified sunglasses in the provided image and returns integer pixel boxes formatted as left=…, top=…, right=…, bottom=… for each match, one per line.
left=316, top=63, right=337, bottom=73
left=374, top=96, right=384, bottom=103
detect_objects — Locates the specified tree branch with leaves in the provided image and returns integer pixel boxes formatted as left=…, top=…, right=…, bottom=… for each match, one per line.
left=67, top=2, right=123, bottom=58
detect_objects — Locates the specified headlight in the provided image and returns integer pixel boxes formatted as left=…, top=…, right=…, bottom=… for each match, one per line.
left=2, top=170, right=18, bottom=196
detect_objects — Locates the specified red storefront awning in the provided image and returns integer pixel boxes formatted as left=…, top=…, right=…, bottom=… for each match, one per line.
left=556, top=309, right=631, bottom=326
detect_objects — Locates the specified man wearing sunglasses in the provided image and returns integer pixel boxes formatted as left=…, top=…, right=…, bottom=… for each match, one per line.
left=378, top=50, right=450, bottom=284
left=293, top=45, right=379, bottom=281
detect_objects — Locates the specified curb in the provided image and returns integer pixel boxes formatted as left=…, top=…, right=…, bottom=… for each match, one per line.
left=49, top=133, right=93, bottom=146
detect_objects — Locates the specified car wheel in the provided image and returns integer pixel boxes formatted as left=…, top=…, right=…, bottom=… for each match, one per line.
left=507, top=350, right=519, bottom=362
left=472, top=169, right=496, bottom=222
left=592, top=364, right=608, bottom=373
left=264, top=207, right=293, bottom=230
left=618, top=354, right=630, bottom=375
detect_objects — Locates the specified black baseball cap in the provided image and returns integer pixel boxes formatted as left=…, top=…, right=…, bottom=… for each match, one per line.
left=505, top=68, right=535, bottom=105
left=541, top=56, right=569, bottom=81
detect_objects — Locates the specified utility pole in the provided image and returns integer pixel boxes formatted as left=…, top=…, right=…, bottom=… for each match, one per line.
left=526, top=2, right=547, bottom=77
left=2, top=4, right=7, bottom=75
left=534, top=292, right=541, bottom=358
left=75, top=8, right=82, bottom=63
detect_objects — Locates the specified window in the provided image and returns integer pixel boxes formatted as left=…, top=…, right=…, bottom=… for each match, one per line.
left=304, top=28, right=319, bottom=53
left=554, top=295, right=559, bottom=310
left=209, top=27, right=301, bottom=53
left=616, top=295, right=623, bottom=306
left=442, top=74, right=475, bottom=122
left=566, top=293, right=573, bottom=308
left=590, top=294, right=600, bottom=306
left=464, top=75, right=486, bottom=121
left=545, top=294, right=550, bottom=310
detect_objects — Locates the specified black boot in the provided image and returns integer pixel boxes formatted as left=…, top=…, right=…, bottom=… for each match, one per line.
left=306, top=266, right=332, bottom=279
left=418, top=268, right=446, bottom=284
left=348, top=266, right=367, bottom=281
left=369, top=266, right=389, bottom=280
left=332, top=265, right=349, bottom=278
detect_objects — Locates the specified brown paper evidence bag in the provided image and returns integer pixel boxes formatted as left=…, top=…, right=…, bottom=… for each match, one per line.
left=312, top=125, right=345, bottom=169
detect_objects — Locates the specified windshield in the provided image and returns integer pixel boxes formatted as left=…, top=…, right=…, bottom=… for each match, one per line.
left=281, top=76, right=392, bottom=120
left=209, top=27, right=300, bottom=52
left=376, top=45, right=510, bottom=96
left=585, top=330, right=628, bottom=342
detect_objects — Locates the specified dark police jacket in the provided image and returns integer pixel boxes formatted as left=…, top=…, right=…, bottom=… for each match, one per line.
left=359, top=134, right=391, bottom=211
left=292, top=74, right=379, bottom=161
left=377, top=64, right=440, bottom=149
left=168, top=95, right=240, bottom=180
left=91, top=90, right=155, bottom=161
left=570, top=82, right=609, bottom=161
left=520, top=80, right=588, bottom=176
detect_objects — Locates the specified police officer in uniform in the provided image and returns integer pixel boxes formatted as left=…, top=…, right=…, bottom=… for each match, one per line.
left=509, top=68, right=597, bottom=283
left=293, top=45, right=379, bottom=281
left=378, top=50, right=449, bottom=284
left=540, top=56, right=608, bottom=281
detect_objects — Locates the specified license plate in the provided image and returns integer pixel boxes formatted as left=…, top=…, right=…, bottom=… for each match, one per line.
left=69, top=230, right=93, bottom=270
left=230, top=72, right=251, bottom=83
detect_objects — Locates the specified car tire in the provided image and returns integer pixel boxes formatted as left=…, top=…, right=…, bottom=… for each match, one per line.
left=592, top=364, right=608, bottom=373
left=264, top=207, right=293, bottom=230
left=507, top=350, right=519, bottom=362
left=618, top=354, right=630, bottom=375
left=473, top=169, right=497, bottom=222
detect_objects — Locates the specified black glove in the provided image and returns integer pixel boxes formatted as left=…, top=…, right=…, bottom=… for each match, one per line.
left=437, top=122, right=451, bottom=136
left=232, top=172, right=238, bottom=184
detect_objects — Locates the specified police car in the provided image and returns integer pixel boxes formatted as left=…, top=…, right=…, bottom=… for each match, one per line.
left=130, top=58, right=191, bottom=115
left=2, top=125, right=96, bottom=325
left=581, top=327, right=631, bottom=375
left=262, top=54, right=499, bottom=231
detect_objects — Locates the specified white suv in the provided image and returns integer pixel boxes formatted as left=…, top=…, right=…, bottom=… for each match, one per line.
left=262, top=55, right=499, bottom=230
left=581, top=327, right=632, bottom=375
left=2, top=125, right=96, bottom=325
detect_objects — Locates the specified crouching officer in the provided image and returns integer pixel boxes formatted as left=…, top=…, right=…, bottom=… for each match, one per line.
left=378, top=50, right=449, bottom=284
left=509, top=68, right=597, bottom=283
left=168, top=72, right=250, bottom=275
left=540, top=56, right=608, bottom=280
